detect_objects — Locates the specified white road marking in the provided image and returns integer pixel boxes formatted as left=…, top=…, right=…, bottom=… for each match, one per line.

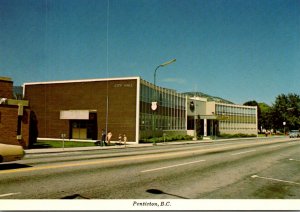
left=2, top=149, right=209, bottom=175
left=289, top=158, right=300, bottom=162
left=268, top=145, right=281, bottom=148
left=0, top=192, right=21, bottom=198
left=251, top=175, right=300, bottom=185
left=141, top=160, right=206, bottom=173
left=231, top=150, right=256, bottom=156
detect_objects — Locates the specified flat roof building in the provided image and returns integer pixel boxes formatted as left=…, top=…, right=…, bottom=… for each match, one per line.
left=186, top=97, right=258, bottom=138
left=24, top=77, right=140, bottom=143
left=23, top=76, right=257, bottom=144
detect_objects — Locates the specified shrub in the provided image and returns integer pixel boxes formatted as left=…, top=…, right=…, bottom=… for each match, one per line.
left=218, top=133, right=256, bottom=139
left=139, top=134, right=193, bottom=143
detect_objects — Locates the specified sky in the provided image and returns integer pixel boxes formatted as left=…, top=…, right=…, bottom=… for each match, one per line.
left=0, top=0, right=299, bottom=105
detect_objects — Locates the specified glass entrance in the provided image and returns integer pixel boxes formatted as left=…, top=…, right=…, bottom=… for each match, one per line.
left=69, top=113, right=97, bottom=140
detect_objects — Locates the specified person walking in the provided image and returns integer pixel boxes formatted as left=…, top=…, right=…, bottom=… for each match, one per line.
left=107, top=131, right=112, bottom=146
left=101, top=129, right=106, bottom=146
left=118, top=134, right=122, bottom=145
left=123, top=134, right=127, bottom=148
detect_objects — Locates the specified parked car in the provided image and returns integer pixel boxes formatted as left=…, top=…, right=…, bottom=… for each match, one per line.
left=289, top=130, right=300, bottom=138
left=0, top=143, right=25, bottom=163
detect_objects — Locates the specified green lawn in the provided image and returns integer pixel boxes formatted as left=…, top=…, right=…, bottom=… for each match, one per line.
left=31, top=140, right=97, bottom=149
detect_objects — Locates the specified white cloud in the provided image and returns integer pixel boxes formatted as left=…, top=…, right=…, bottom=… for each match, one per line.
left=161, top=78, right=187, bottom=84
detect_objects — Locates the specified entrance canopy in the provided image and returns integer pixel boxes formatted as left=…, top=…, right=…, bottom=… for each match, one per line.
left=60, top=110, right=90, bottom=120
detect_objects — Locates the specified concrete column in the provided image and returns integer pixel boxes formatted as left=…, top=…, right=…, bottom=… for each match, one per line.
left=204, top=118, right=207, bottom=137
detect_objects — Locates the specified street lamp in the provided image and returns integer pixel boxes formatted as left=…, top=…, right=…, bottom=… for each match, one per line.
left=152, top=58, right=176, bottom=137
left=154, top=59, right=176, bottom=86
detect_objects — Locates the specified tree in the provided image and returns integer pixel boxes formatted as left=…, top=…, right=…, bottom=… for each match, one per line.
left=271, top=93, right=300, bottom=131
left=258, top=102, right=272, bottom=131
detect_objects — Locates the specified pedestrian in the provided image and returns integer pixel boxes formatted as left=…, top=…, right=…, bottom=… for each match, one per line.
left=107, top=131, right=112, bottom=145
left=101, top=129, right=106, bottom=146
left=118, top=134, right=122, bottom=145
left=123, top=134, right=127, bottom=148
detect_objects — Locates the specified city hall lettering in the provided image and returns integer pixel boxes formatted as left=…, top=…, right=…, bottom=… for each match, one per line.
left=113, top=83, right=133, bottom=88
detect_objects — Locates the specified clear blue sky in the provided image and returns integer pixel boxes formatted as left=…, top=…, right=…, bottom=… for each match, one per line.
left=1, top=0, right=299, bottom=105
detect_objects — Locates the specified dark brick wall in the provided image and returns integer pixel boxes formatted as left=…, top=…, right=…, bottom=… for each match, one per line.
left=0, top=79, right=13, bottom=99
left=0, top=106, right=30, bottom=148
left=24, top=79, right=138, bottom=142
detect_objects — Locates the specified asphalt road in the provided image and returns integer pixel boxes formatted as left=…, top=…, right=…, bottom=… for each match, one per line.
left=0, top=137, right=299, bottom=199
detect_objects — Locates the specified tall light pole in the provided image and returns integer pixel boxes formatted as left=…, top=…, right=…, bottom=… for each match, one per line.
left=154, top=59, right=176, bottom=86
left=152, top=59, right=176, bottom=137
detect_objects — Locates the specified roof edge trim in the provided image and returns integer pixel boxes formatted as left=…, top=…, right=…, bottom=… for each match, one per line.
left=23, top=76, right=141, bottom=86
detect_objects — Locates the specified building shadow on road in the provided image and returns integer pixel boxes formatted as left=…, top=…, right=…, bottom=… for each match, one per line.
left=146, top=189, right=189, bottom=199
left=0, top=163, right=32, bottom=170
left=61, top=194, right=90, bottom=199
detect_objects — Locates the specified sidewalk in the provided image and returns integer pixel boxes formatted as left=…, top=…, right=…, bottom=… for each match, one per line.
left=24, top=140, right=211, bottom=154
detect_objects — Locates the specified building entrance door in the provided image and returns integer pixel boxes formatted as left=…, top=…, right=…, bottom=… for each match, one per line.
left=69, top=113, right=97, bottom=140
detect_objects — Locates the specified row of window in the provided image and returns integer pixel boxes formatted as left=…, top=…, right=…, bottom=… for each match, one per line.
left=218, top=115, right=256, bottom=124
left=216, top=104, right=257, bottom=116
left=140, top=82, right=186, bottom=110
left=139, top=113, right=186, bottom=130
left=140, top=101, right=185, bottom=117
left=140, top=81, right=186, bottom=131
left=219, top=122, right=257, bottom=130
left=216, top=104, right=257, bottom=127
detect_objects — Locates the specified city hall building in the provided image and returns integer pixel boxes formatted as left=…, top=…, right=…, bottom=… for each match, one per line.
left=24, top=77, right=257, bottom=144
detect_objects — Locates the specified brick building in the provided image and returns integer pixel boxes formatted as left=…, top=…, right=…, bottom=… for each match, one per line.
left=0, top=77, right=30, bottom=148
left=24, top=77, right=139, bottom=143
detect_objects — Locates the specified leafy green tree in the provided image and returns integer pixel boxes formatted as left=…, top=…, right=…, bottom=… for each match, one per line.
left=258, top=102, right=272, bottom=131
left=271, top=93, right=300, bottom=131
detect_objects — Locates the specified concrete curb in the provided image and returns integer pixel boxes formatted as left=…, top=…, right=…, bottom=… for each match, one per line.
left=25, top=136, right=286, bottom=155
left=24, top=140, right=212, bottom=154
